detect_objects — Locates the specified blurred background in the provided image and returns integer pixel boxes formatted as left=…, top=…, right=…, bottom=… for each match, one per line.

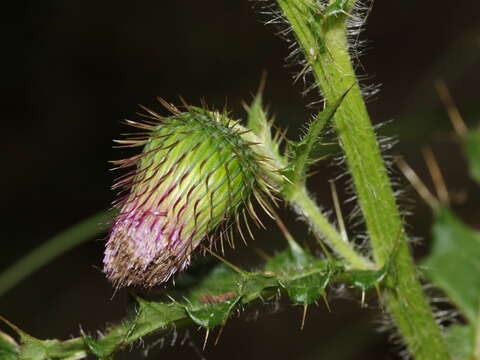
left=1, top=1, right=480, bottom=359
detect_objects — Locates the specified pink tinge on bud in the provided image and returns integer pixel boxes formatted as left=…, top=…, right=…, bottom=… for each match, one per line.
left=103, top=201, right=191, bottom=287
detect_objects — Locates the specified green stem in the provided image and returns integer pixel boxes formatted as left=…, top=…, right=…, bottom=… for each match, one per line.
left=0, top=210, right=115, bottom=296
left=276, top=1, right=451, bottom=358
left=285, top=184, right=373, bottom=270
left=247, top=118, right=372, bottom=270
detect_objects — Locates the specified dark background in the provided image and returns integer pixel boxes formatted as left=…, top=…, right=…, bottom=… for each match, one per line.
left=1, top=1, right=480, bottom=359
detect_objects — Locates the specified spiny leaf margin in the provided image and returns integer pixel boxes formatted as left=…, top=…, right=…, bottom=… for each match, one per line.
left=3, top=248, right=386, bottom=360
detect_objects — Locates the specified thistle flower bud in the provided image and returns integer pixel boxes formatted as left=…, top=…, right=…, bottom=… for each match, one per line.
left=104, top=102, right=277, bottom=287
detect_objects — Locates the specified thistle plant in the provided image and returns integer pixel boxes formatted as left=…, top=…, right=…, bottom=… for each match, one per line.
left=1, top=1, right=480, bottom=360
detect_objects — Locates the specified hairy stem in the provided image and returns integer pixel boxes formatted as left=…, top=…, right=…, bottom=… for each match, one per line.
left=284, top=184, right=373, bottom=269
left=248, top=119, right=372, bottom=270
left=276, top=0, right=451, bottom=358
left=0, top=210, right=114, bottom=296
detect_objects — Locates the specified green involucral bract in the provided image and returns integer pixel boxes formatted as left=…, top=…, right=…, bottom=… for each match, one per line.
left=103, top=105, right=278, bottom=288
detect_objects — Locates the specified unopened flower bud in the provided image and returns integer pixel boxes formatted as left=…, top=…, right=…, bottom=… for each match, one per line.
left=103, top=103, right=277, bottom=287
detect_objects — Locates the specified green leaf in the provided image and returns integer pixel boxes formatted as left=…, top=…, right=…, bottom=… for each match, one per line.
left=18, top=337, right=49, bottom=360
left=0, top=316, right=86, bottom=360
left=424, top=209, right=480, bottom=323
left=424, top=209, right=480, bottom=359
left=83, top=335, right=115, bottom=360
left=183, top=265, right=242, bottom=328
left=186, top=265, right=242, bottom=297
left=285, top=269, right=331, bottom=305
left=245, top=91, right=282, bottom=162
left=128, top=299, right=186, bottom=340
left=0, top=332, right=19, bottom=360
left=183, top=265, right=277, bottom=328
left=265, top=246, right=332, bottom=305
left=186, top=296, right=241, bottom=329
left=444, top=324, right=474, bottom=360
left=306, top=0, right=350, bottom=44
left=240, top=273, right=278, bottom=303
left=247, top=92, right=269, bottom=139
left=465, top=129, right=480, bottom=185
left=323, top=0, right=349, bottom=19
left=286, top=90, right=349, bottom=185
left=345, top=267, right=387, bottom=293
left=18, top=336, right=85, bottom=360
